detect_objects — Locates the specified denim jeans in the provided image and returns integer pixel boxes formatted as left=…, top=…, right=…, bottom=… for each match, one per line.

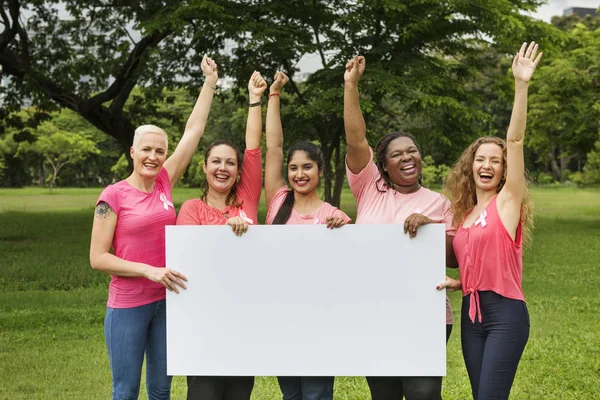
left=104, top=299, right=171, bottom=400
left=461, top=291, right=529, bottom=400
left=277, top=376, right=334, bottom=400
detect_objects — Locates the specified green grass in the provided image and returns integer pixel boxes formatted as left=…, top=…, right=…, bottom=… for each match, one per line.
left=0, top=187, right=599, bottom=399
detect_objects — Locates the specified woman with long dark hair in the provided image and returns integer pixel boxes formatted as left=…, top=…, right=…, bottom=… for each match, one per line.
left=265, top=71, right=350, bottom=400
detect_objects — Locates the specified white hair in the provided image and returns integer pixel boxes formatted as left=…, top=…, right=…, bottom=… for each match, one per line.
left=132, top=125, right=168, bottom=149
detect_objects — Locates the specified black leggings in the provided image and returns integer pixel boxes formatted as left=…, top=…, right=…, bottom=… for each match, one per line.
left=186, top=376, right=254, bottom=400
left=366, top=325, right=452, bottom=400
left=461, top=291, right=529, bottom=400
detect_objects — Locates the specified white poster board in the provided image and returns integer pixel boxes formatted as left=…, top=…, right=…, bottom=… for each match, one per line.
left=166, top=224, right=446, bottom=376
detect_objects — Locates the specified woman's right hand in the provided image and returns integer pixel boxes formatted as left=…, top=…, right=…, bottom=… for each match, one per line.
left=226, top=216, right=250, bottom=237
left=344, top=55, right=365, bottom=86
left=248, top=71, right=267, bottom=102
left=270, top=71, right=289, bottom=94
left=436, top=276, right=461, bottom=292
left=144, top=266, right=188, bottom=294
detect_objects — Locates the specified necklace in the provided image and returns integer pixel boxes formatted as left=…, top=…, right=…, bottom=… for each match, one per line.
left=206, top=197, right=229, bottom=218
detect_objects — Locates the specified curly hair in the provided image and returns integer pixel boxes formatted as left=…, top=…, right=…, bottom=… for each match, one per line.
left=444, top=136, right=534, bottom=246
left=374, top=132, right=422, bottom=192
left=200, top=140, right=243, bottom=208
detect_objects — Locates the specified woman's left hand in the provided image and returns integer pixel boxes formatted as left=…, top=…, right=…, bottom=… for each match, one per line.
left=201, top=54, right=218, bottom=81
left=404, top=213, right=434, bottom=239
left=512, top=41, right=542, bottom=83
left=326, top=216, right=347, bottom=229
left=226, top=216, right=249, bottom=236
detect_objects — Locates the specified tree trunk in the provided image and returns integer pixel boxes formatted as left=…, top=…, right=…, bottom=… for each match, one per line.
left=549, top=145, right=561, bottom=181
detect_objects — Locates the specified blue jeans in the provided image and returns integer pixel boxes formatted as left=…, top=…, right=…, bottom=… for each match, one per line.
left=105, top=300, right=171, bottom=400
left=461, top=291, right=529, bottom=400
left=277, top=376, right=334, bottom=400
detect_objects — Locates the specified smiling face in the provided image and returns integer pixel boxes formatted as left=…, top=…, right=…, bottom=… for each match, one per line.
left=383, top=136, right=422, bottom=187
left=203, top=144, right=240, bottom=194
left=472, top=143, right=504, bottom=192
left=288, top=150, right=321, bottom=195
left=130, top=132, right=168, bottom=179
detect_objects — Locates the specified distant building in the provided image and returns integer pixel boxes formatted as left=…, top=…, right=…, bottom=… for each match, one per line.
left=563, top=7, right=598, bottom=18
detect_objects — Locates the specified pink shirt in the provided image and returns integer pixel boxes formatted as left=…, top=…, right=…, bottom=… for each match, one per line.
left=347, top=149, right=455, bottom=324
left=453, top=195, right=525, bottom=323
left=177, top=148, right=262, bottom=226
left=97, top=167, right=176, bottom=308
left=266, top=186, right=351, bottom=225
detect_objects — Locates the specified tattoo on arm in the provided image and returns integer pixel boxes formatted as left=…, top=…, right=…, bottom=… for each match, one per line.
left=95, top=202, right=113, bottom=219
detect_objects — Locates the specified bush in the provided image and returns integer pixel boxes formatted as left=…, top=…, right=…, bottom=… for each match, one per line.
left=421, top=155, right=450, bottom=188
left=537, top=172, right=555, bottom=185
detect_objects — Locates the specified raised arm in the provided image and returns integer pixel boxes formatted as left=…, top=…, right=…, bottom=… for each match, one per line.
left=344, top=56, right=371, bottom=174
left=89, top=202, right=187, bottom=292
left=498, top=42, right=542, bottom=223
left=265, top=71, right=289, bottom=206
left=163, top=55, right=218, bottom=187
left=246, top=71, right=267, bottom=150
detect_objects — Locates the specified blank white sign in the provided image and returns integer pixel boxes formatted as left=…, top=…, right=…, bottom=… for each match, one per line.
left=166, top=224, right=446, bottom=376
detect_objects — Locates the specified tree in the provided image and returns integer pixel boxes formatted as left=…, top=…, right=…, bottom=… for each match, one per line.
left=17, top=122, right=100, bottom=190
left=528, top=19, right=600, bottom=180
left=2, top=0, right=559, bottom=203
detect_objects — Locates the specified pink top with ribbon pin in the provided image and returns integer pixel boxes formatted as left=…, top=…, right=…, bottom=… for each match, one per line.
left=453, top=195, right=525, bottom=323
left=97, top=167, right=176, bottom=308
left=176, top=148, right=262, bottom=226
left=265, top=186, right=351, bottom=225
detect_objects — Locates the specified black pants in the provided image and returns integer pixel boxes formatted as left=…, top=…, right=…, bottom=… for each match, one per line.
left=461, top=291, right=529, bottom=400
left=186, top=376, right=254, bottom=400
left=366, top=325, right=452, bottom=400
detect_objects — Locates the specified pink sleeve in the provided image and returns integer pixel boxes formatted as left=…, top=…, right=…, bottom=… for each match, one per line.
left=176, top=200, right=202, bottom=225
left=265, top=186, right=290, bottom=225
left=236, top=148, right=263, bottom=222
left=97, top=185, right=120, bottom=215
left=345, top=147, right=379, bottom=204
left=442, top=197, right=456, bottom=236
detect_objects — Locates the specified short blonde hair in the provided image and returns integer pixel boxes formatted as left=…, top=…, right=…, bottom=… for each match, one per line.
left=132, top=125, right=168, bottom=149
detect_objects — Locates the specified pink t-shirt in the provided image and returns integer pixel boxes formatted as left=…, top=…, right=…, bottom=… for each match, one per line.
left=266, top=186, right=351, bottom=225
left=177, top=148, right=262, bottom=226
left=96, top=167, right=176, bottom=308
left=346, top=149, right=455, bottom=324
left=453, top=195, right=525, bottom=323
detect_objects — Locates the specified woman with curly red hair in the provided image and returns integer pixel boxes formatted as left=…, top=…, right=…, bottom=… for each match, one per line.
left=442, top=41, right=542, bottom=399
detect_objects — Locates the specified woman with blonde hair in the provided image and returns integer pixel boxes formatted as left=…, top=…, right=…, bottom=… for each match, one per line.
left=90, top=55, right=218, bottom=399
left=442, top=41, right=541, bottom=399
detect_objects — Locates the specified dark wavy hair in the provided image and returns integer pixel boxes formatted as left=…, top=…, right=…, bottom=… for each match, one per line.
left=272, top=141, right=324, bottom=225
left=374, top=131, right=422, bottom=192
left=200, top=140, right=243, bottom=208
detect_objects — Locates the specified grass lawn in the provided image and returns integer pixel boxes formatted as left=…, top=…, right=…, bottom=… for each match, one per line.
left=0, top=186, right=598, bottom=399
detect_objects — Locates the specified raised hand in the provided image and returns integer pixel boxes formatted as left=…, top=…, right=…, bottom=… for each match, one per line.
left=270, top=71, right=289, bottom=95
left=201, top=54, right=218, bottom=81
left=344, top=55, right=366, bottom=86
left=144, top=266, right=188, bottom=294
left=248, top=71, right=267, bottom=102
left=512, top=42, right=543, bottom=83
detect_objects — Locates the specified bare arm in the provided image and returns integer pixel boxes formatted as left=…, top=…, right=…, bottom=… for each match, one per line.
left=498, top=42, right=542, bottom=234
left=246, top=71, right=267, bottom=150
left=163, top=55, right=218, bottom=187
left=89, top=202, right=187, bottom=292
left=265, top=71, right=289, bottom=206
left=344, top=56, right=371, bottom=174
